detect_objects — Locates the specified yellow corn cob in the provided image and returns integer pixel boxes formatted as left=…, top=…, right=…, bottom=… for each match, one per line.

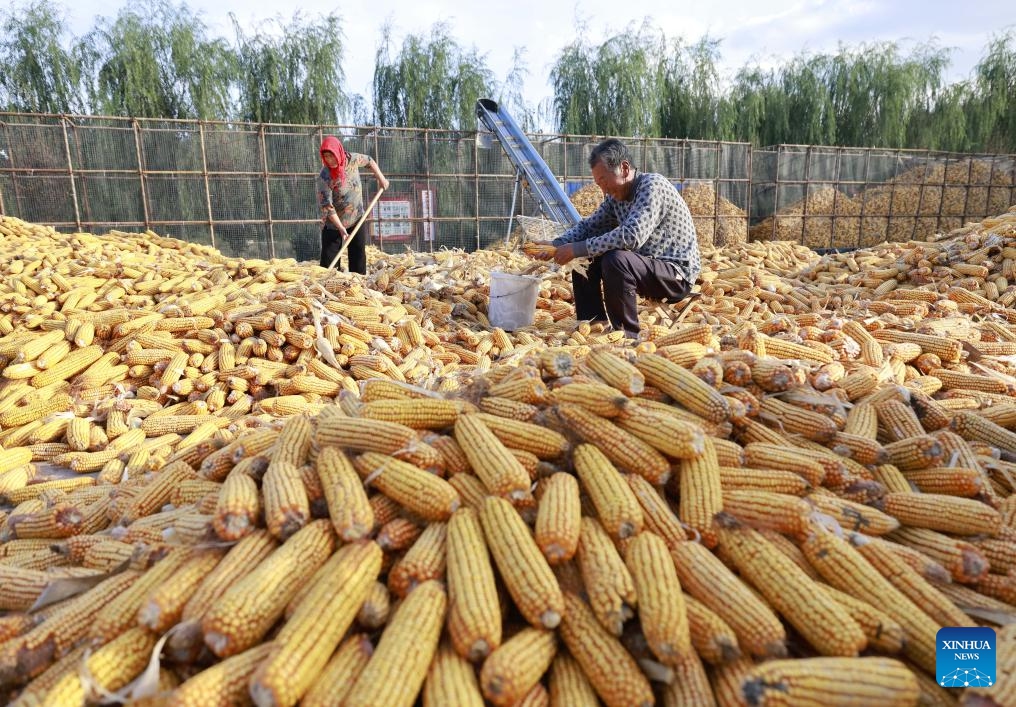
left=445, top=473, right=485, bottom=512
left=208, top=471, right=257, bottom=541
left=0, top=393, right=72, bottom=430
left=881, top=492, right=1001, bottom=536
left=874, top=398, right=927, bottom=441
left=29, top=345, right=103, bottom=388
left=682, top=591, right=741, bottom=665
left=715, top=514, right=867, bottom=657
left=480, top=496, right=564, bottom=629
left=676, top=436, right=723, bottom=547
left=168, top=642, right=275, bottom=707
left=635, top=353, right=730, bottom=422
left=724, top=489, right=819, bottom=539
left=165, top=530, right=278, bottom=663
left=90, top=548, right=193, bottom=645
left=542, top=655, right=600, bottom=707
left=201, top=520, right=335, bottom=658
left=951, top=410, right=1016, bottom=454
left=41, top=627, right=158, bottom=707
left=268, top=413, right=312, bottom=467
left=741, top=657, right=919, bottom=707
left=801, top=526, right=941, bottom=672
left=558, top=591, right=654, bottom=707
left=488, top=375, right=550, bottom=405
left=806, top=493, right=900, bottom=536
left=670, top=539, right=787, bottom=658
left=549, top=381, right=628, bottom=418
left=0, top=568, right=141, bottom=689
left=758, top=396, right=839, bottom=442
left=423, top=639, right=484, bottom=707
left=316, top=413, right=443, bottom=471
left=742, top=443, right=826, bottom=486
left=388, top=521, right=448, bottom=598
left=0, top=566, right=66, bottom=612
left=360, top=398, right=468, bottom=429
left=586, top=349, right=645, bottom=396
left=819, top=583, right=906, bottom=654
left=534, top=472, right=581, bottom=565
left=849, top=533, right=973, bottom=629
left=576, top=516, right=637, bottom=636
left=624, top=475, right=685, bottom=549
left=933, top=367, right=1013, bottom=394
left=353, top=451, right=460, bottom=521
left=454, top=413, right=532, bottom=500
left=299, top=633, right=374, bottom=707
left=262, top=459, right=310, bottom=541
left=479, top=628, right=557, bottom=706
left=614, top=401, right=707, bottom=459
left=314, top=446, right=372, bottom=541
left=473, top=412, right=569, bottom=459
left=377, top=517, right=422, bottom=551
left=624, top=531, right=692, bottom=664
left=138, top=548, right=225, bottom=633
left=343, top=580, right=447, bottom=707
left=5, top=501, right=85, bottom=539
left=843, top=400, right=878, bottom=439
left=718, top=465, right=811, bottom=495
left=80, top=539, right=135, bottom=572
left=447, top=507, right=502, bottom=662
left=117, top=459, right=196, bottom=524
left=557, top=403, right=670, bottom=484
left=660, top=650, right=716, bottom=706
left=478, top=395, right=540, bottom=421
left=573, top=443, right=644, bottom=538
left=250, top=541, right=383, bottom=707
left=872, top=329, right=962, bottom=363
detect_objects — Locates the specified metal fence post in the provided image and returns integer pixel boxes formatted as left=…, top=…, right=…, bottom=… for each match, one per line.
left=258, top=124, right=276, bottom=259
left=131, top=118, right=151, bottom=230
left=199, top=122, right=216, bottom=249
left=473, top=128, right=480, bottom=251
left=60, top=116, right=82, bottom=231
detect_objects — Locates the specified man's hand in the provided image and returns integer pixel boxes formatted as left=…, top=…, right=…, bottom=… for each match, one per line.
left=554, top=243, right=577, bottom=265
left=379, top=177, right=390, bottom=190
left=523, top=240, right=556, bottom=260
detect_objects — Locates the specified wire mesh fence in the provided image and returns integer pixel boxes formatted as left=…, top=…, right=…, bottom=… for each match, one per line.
left=749, top=145, right=1016, bottom=249
left=1, top=113, right=1014, bottom=258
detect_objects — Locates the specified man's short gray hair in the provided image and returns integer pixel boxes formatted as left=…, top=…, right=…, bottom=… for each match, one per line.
left=589, top=138, right=633, bottom=171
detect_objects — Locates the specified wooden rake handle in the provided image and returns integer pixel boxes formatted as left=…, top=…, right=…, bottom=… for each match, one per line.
left=326, top=186, right=387, bottom=271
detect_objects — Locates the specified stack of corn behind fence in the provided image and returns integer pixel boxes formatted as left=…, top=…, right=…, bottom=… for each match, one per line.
left=1, top=208, right=1016, bottom=705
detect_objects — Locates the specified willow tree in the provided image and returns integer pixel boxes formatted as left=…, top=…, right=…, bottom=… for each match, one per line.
left=0, top=2, right=85, bottom=113
left=659, top=36, right=731, bottom=140
left=549, top=21, right=666, bottom=137
left=967, top=31, right=1016, bottom=153
left=372, top=21, right=494, bottom=131
left=231, top=12, right=347, bottom=124
left=549, top=35, right=597, bottom=135
left=729, top=65, right=787, bottom=146
left=79, top=0, right=234, bottom=119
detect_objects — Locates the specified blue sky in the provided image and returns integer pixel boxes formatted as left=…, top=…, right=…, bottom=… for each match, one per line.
left=62, top=0, right=1015, bottom=118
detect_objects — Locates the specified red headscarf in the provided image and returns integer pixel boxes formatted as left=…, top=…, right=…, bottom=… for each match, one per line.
left=320, top=135, right=348, bottom=187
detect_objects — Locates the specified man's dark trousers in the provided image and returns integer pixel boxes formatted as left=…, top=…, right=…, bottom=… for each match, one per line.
left=571, top=249, right=691, bottom=335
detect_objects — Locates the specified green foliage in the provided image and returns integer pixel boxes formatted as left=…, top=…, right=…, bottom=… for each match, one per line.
left=0, top=1, right=85, bottom=113
left=0, top=3, right=1014, bottom=153
left=231, top=11, right=347, bottom=124
left=373, top=21, right=494, bottom=131
left=81, top=0, right=235, bottom=119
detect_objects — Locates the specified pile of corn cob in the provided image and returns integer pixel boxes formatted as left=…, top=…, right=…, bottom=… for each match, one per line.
left=1, top=208, right=1016, bottom=705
